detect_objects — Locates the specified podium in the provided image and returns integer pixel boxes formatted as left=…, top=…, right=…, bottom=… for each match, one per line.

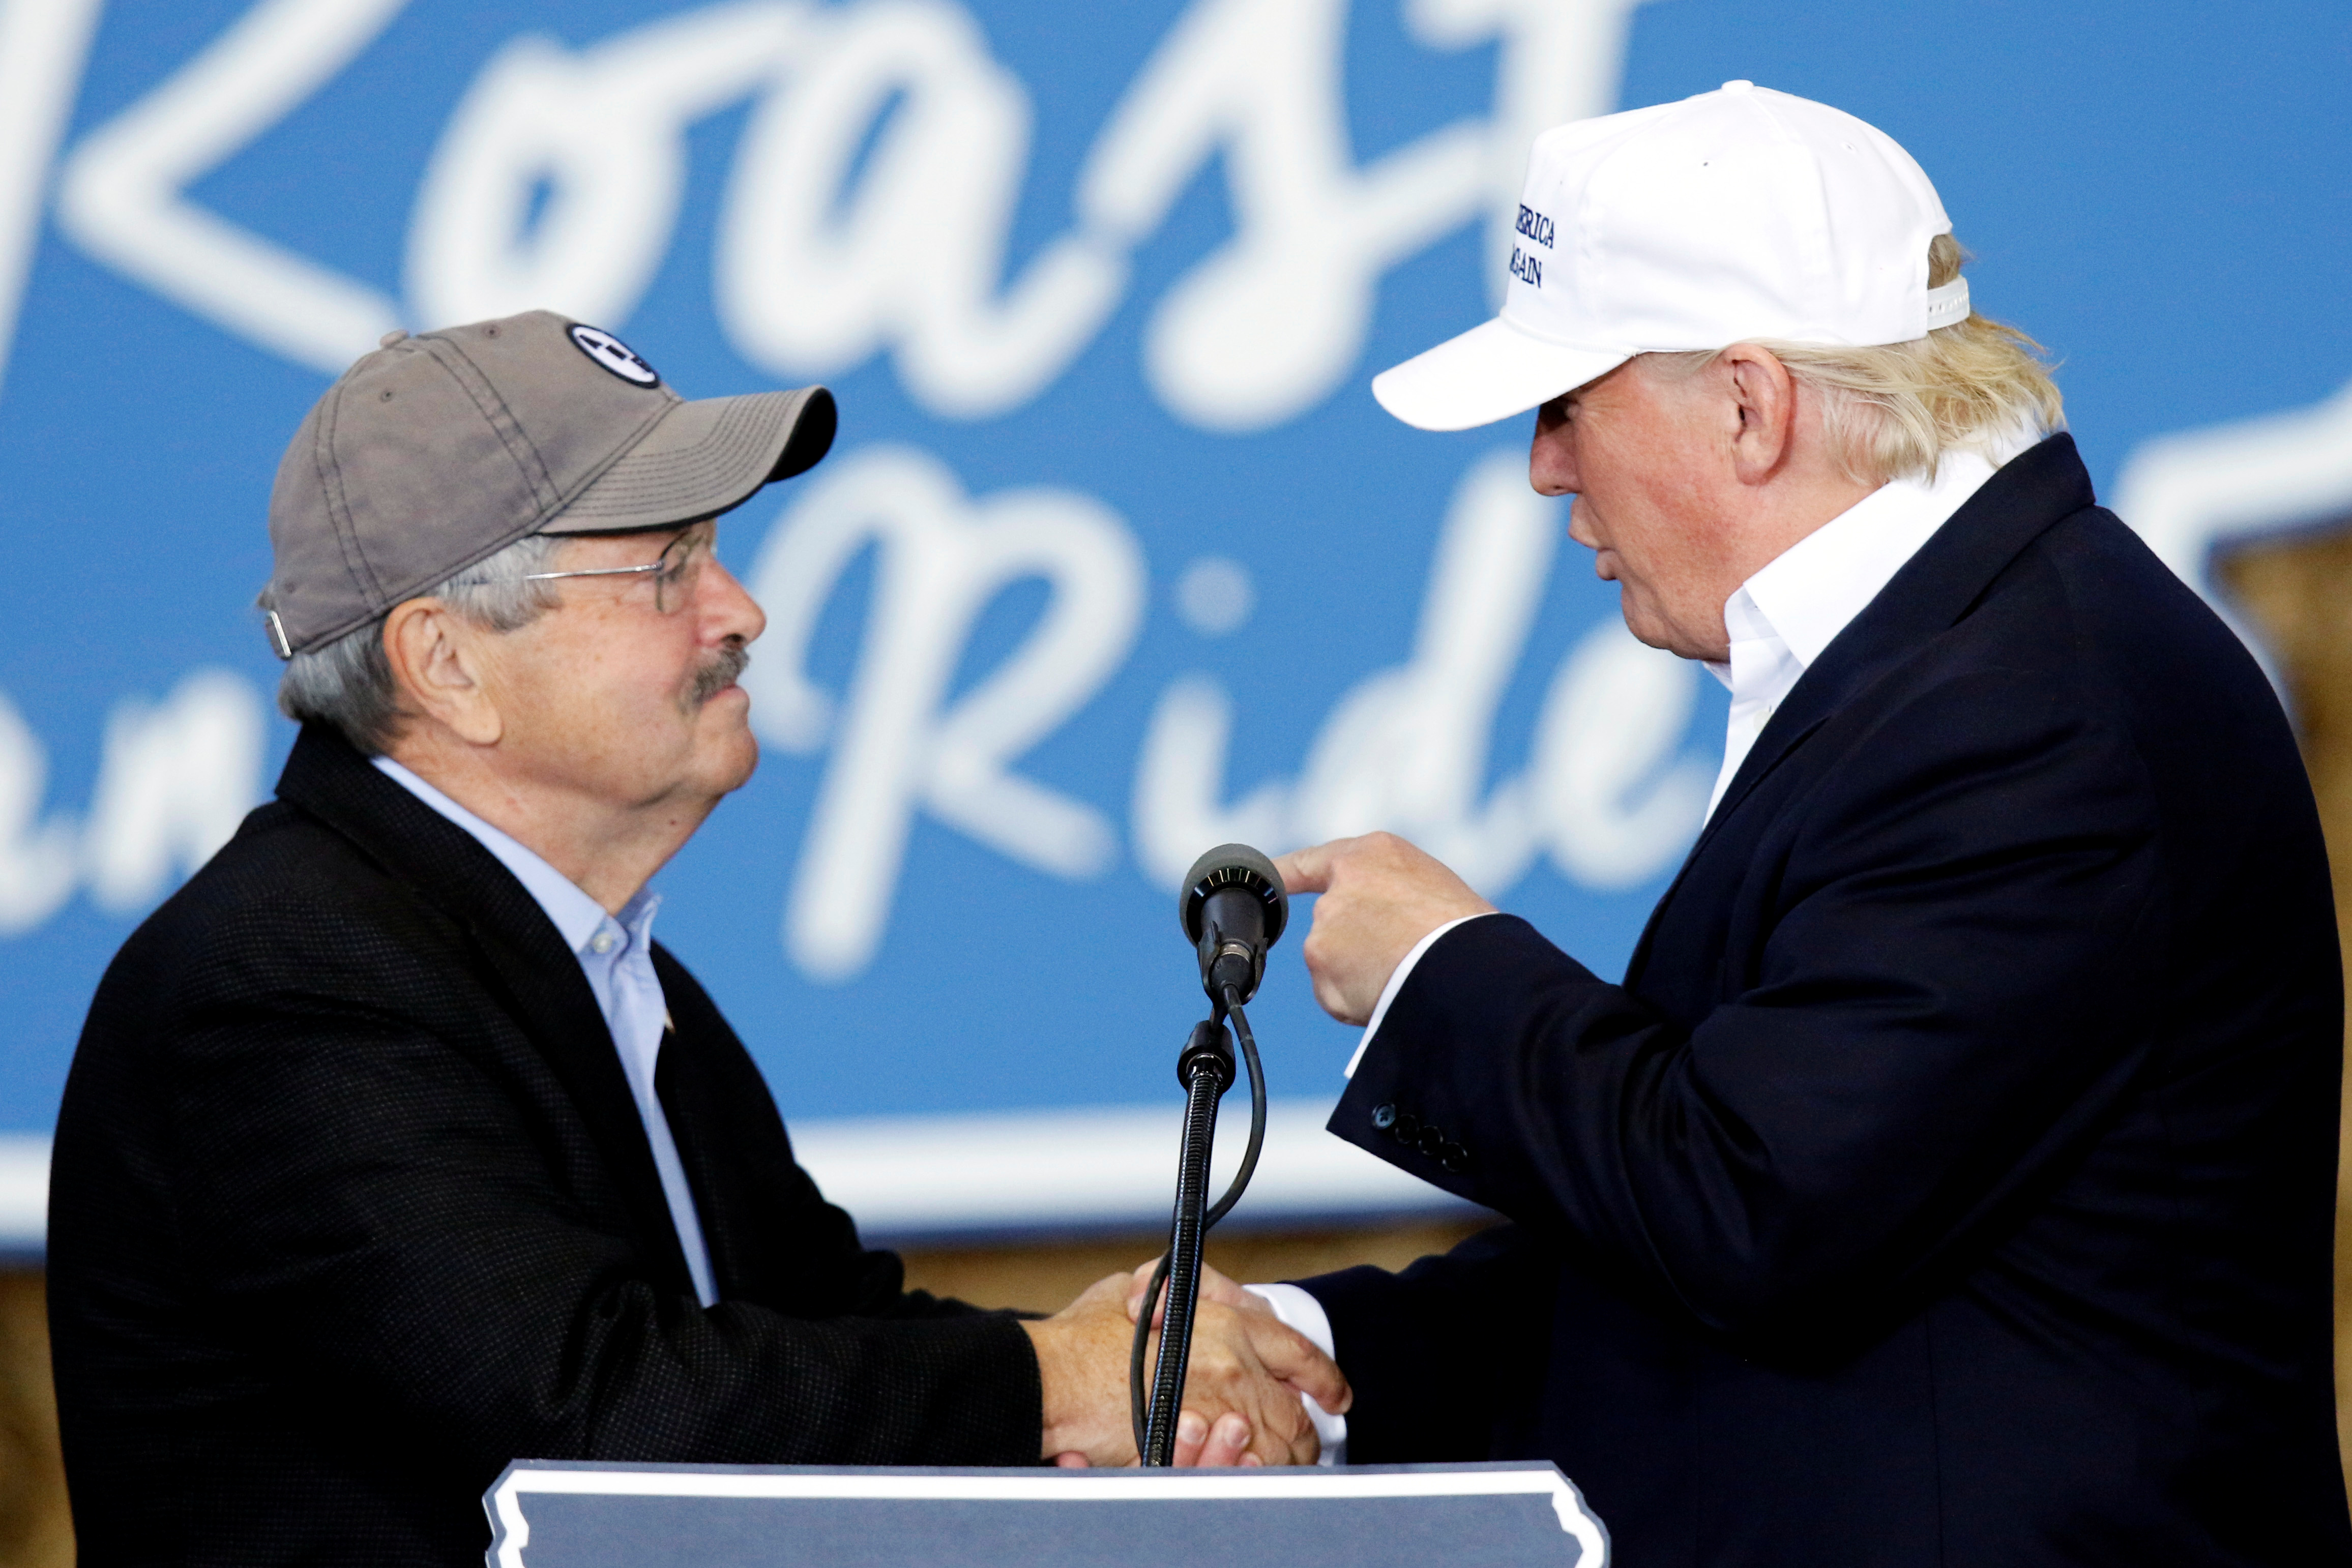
left=484, top=1460, right=1610, bottom=1567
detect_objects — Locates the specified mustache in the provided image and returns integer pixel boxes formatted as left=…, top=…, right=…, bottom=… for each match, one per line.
left=688, top=640, right=750, bottom=707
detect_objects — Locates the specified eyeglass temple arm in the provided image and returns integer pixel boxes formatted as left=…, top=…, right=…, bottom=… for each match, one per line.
left=516, top=563, right=665, bottom=583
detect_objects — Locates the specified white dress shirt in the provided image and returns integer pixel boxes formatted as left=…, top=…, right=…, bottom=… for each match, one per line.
left=1273, top=442, right=2025, bottom=1460
left=1701, top=448, right=2001, bottom=821
left=373, top=757, right=719, bottom=1307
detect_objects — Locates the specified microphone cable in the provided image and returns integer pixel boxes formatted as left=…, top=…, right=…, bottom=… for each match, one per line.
left=1130, top=982, right=1266, bottom=1460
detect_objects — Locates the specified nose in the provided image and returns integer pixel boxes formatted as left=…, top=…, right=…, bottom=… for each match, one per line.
left=701, top=555, right=768, bottom=646
left=1528, top=399, right=1579, bottom=499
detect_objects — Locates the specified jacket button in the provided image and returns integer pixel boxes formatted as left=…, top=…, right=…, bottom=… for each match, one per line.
left=1440, top=1142, right=1471, bottom=1174
left=1371, top=1103, right=1397, bottom=1130
left=1416, top=1126, right=1446, bottom=1157
left=1391, top=1111, right=1422, bottom=1143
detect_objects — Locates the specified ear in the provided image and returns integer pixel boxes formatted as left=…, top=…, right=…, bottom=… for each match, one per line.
left=1719, top=343, right=1797, bottom=486
left=381, top=598, right=504, bottom=747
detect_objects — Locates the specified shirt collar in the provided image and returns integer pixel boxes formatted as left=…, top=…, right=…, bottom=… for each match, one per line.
left=371, top=756, right=656, bottom=960
left=1723, top=450, right=1998, bottom=681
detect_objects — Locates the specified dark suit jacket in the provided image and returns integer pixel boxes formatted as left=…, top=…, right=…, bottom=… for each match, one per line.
left=1303, top=436, right=2350, bottom=1565
left=48, top=724, right=1040, bottom=1566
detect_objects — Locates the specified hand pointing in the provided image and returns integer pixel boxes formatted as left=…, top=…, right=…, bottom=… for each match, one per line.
left=1273, top=833, right=1493, bottom=1025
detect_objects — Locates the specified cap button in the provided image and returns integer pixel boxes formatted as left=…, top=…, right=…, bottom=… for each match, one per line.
left=378, top=329, right=409, bottom=348
left=1721, top=79, right=1754, bottom=93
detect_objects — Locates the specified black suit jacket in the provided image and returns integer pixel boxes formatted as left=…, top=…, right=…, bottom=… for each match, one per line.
left=1303, top=437, right=2350, bottom=1565
left=48, top=724, right=1040, bottom=1565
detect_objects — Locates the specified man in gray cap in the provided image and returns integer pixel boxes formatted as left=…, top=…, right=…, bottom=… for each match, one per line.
left=46, top=311, right=1344, bottom=1565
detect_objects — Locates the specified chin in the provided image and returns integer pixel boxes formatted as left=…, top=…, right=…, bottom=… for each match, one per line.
left=685, top=698, right=759, bottom=792
left=710, top=730, right=760, bottom=794
left=1617, top=596, right=1670, bottom=652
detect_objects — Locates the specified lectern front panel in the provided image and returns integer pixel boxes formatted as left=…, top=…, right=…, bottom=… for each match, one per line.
left=484, top=1461, right=1610, bottom=1568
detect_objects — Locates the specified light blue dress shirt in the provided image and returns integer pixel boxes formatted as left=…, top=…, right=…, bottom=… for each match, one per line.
left=373, top=756, right=719, bottom=1307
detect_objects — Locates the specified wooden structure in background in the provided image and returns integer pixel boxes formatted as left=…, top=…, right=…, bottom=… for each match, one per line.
left=2218, top=530, right=2352, bottom=1482
left=896, top=1219, right=1489, bottom=1317
left=0, top=1275, right=67, bottom=1568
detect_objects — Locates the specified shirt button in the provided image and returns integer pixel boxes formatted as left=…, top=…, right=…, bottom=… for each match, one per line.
left=590, top=932, right=616, bottom=954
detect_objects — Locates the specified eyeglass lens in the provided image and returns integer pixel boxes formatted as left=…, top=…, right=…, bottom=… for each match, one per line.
left=655, top=529, right=708, bottom=613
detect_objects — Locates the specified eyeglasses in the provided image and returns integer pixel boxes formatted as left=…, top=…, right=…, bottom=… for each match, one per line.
left=494, top=526, right=710, bottom=614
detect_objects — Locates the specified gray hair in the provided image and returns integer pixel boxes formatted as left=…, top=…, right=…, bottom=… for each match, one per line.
left=276, top=531, right=566, bottom=756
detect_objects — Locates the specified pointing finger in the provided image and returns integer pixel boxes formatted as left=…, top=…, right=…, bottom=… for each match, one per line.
left=1275, top=841, right=1338, bottom=895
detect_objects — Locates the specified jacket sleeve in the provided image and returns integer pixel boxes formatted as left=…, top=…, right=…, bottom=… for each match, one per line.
left=1338, top=665, right=2168, bottom=1347
left=161, top=982, right=1042, bottom=1476
left=1295, top=1225, right=1557, bottom=1463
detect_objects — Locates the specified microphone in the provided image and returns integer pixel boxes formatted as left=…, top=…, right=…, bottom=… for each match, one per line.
left=1139, top=846, right=1286, bottom=1464
left=1178, top=844, right=1289, bottom=1005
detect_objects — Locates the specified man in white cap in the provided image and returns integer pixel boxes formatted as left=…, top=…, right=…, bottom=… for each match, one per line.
left=1173, top=83, right=2349, bottom=1562
left=47, top=312, right=1344, bottom=1566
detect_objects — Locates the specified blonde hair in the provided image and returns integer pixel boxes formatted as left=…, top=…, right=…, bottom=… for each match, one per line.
left=1654, top=234, right=2063, bottom=486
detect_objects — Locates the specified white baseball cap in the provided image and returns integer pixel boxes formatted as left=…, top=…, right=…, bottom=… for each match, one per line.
left=1372, top=81, right=1969, bottom=432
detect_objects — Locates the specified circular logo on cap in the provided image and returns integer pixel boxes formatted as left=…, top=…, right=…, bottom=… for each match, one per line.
left=568, top=324, right=659, bottom=387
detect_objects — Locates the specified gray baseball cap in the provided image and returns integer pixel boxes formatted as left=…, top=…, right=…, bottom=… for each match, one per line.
left=259, top=310, right=836, bottom=657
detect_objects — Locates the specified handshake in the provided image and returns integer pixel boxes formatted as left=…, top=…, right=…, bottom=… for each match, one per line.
left=1020, top=1258, right=1348, bottom=1467
left=1014, top=833, right=1498, bottom=1468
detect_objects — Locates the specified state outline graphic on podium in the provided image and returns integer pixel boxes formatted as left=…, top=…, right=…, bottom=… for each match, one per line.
left=484, top=1459, right=1612, bottom=1568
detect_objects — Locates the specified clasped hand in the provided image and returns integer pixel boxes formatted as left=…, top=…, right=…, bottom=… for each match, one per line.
left=1020, top=1266, right=1349, bottom=1467
left=1019, top=832, right=1482, bottom=1466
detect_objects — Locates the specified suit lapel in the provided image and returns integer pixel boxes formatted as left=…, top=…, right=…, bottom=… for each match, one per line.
left=652, top=1012, right=736, bottom=1296
left=274, top=725, right=694, bottom=1292
left=1623, top=435, right=2100, bottom=984
left=647, top=945, right=787, bottom=1302
left=461, top=919, right=695, bottom=1292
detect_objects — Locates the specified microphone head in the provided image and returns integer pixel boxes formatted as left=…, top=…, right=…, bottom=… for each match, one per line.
left=1180, top=844, right=1288, bottom=1003
left=1178, top=844, right=1288, bottom=948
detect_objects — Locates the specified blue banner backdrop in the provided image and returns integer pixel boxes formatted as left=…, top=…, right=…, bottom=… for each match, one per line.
left=0, top=0, right=2346, bottom=1242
